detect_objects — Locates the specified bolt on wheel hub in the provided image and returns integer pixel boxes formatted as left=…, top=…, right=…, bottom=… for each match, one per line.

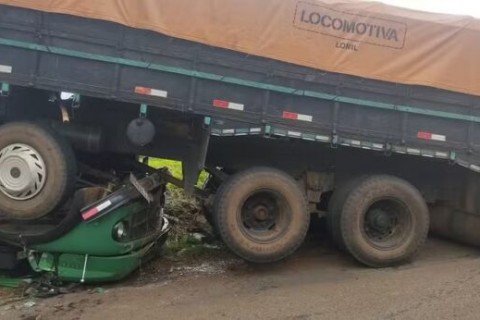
left=253, top=206, right=270, bottom=221
left=0, top=144, right=47, bottom=200
left=367, top=209, right=395, bottom=233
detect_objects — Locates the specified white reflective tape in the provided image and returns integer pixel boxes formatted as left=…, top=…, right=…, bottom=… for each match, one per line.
left=0, top=65, right=12, bottom=73
left=288, top=131, right=302, bottom=137
left=470, top=165, right=480, bottom=172
left=372, top=143, right=384, bottom=150
left=431, top=134, right=446, bottom=142
left=316, top=135, right=330, bottom=142
left=228, top=102, right=244, bottom=111
left=297, top=114, right=313, bottom=122
left=351, top=140, right=361, bottom=146
left=407, top=148, right=421, bottom=155
left=435, top=152, right=449, bottom=158
left=149, top=89, right=168, bottom=98
left=222, top=129, right=235, bottom=134
left=96, top=200, right=112, bottom=212
left=250, top=128, right=262, bottom=133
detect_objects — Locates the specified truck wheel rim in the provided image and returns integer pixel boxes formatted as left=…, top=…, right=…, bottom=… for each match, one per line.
left=239, top=190, right=290, bottom=243
left=0, top=143, right=47, bottom=200
left=362, top=198, right=412, bottom=249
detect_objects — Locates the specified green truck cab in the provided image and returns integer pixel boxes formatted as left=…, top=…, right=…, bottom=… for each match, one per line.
left=0, top=172, right=170, bottom=283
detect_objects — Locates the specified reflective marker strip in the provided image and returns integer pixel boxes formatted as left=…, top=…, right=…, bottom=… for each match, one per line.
left=0, top=65, right=12, bottom=73
left=407, top=148, right=421, bottom=155
left=134, top=86, right=168, bottom=98
left=351, top=140, right=361, bottom=146
left=82, top=200, right=112, bottom=220
left=213, top=99, right=244, bottom=111
left=417, top=132, right=446, bottom=142
left=435, top=151, right=449, bottom=159
left=316, top=135, right=331, bottom=142
left=471, top=165, right=480, bottom=172
left=282, top=111, right=313, bottom=122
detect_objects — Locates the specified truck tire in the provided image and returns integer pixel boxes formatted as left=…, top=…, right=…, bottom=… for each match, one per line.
left=327, top=175, right=367, bottom=251
left=202, top=174, right=223, bottom=235
left=339, top=175, right=429, bottom=267
left=0, top=122, right=76, bottom=220
left=214, top=167, right=309, bottom=263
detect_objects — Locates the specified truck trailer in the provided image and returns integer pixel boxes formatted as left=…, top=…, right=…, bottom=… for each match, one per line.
left=1, top=0, right=480, bottom=267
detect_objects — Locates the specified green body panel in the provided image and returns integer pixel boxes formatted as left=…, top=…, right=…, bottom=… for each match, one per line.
left=29, top=242, right=155, bottom=282
left=27, top=195, right=168, bottom=283
left=32, top=201, right=156, bottom=256
left=38, top=243, right=154, bottom=283
left=0, top=276, right=24, bottom=288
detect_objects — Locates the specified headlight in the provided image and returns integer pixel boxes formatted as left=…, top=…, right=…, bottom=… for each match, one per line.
left=113, top=221, right=128, bottom=240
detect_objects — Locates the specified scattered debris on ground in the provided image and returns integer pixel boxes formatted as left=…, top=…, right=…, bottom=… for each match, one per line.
left=163, top=186, right=220, bottom=257
left=0, top=184, right=239, bottom=319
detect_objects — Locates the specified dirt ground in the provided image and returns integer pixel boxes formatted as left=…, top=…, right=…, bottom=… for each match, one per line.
left=2, top=236, right=480, bottom=320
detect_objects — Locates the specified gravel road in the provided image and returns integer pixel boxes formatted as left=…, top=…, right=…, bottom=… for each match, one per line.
left=2, top=237, right=480, bottom=320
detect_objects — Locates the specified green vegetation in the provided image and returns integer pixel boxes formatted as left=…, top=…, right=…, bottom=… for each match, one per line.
left=147, top=158, right=209, bottom=187
left=145, top=158, right=217, bottom=257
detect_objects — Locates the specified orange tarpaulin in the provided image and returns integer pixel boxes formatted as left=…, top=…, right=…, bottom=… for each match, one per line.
left=1, top=0, right=480, bottom=96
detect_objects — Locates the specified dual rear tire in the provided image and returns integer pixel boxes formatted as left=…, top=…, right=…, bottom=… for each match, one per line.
left=327, top=175, right=429, bottom=267
left=211, top=169, right=429, bottom=267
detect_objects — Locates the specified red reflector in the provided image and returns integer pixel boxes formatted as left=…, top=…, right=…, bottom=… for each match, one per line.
left=82, top=208, right=99, bottom=221
left=417, top=132, right=432, bottom=140
left=135, top=86, right=151, bottom=95
left=282, top=111, right=298, bottom=120
left=213, top=99, right=229, bottom=108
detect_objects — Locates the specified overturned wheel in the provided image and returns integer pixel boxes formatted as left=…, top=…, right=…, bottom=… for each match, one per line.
left=0, top=122, right=76, bottom=220
left=214, top=167, right=309, bottom=263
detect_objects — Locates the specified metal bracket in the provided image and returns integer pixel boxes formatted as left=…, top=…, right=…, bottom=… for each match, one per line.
left=71, top=93, right=81, bottom=109
left=264, top=125, right=272, bottom=136
left=331, top=134, right=339, bottom=149
left=0, top=83, right=9, bottom=116
left=449, top=151, right=457, bottom=164
left=129, top=173, right=154, bottom=203
left=384, top=142, right=393, bottom=156
left=0, top=82, right=10, bottom=96
left=140, top=103, right=148, bottom=119
left=204, top=116, right=212, bottom=127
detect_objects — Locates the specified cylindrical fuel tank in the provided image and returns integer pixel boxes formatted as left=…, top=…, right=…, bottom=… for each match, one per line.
left=430, top=205, right=480, bottom=247
left=51, top=122, right=104, bottom=153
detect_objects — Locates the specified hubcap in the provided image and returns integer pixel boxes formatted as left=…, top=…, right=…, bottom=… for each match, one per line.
left=0, top=144, right=47, bottom=200
left=363, top=199, right=411, bottom=249
left=239, top=190, right=291, bottom=243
